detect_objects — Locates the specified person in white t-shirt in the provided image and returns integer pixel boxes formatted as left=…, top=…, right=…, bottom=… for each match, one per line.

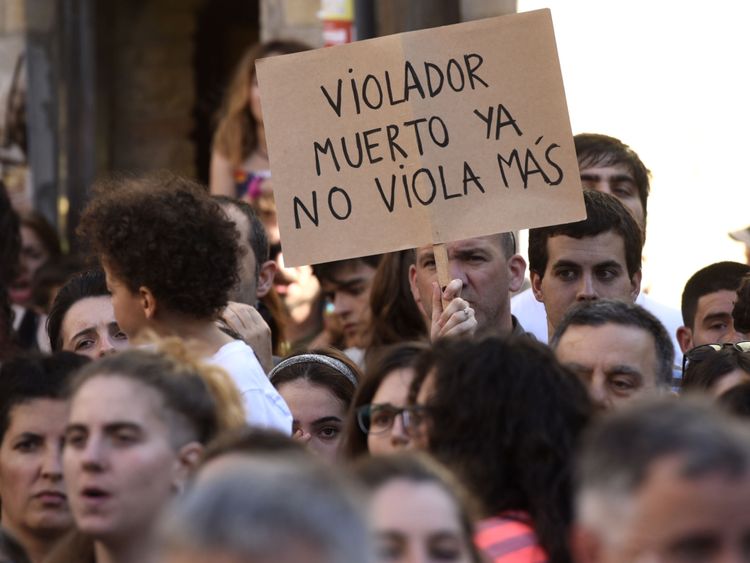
left=76, top=173, right=291, bottom=433
left=513, top=133, right=682, bottom=361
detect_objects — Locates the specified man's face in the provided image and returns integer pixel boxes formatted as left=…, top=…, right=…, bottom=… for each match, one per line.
left=409, top=236, right=525, bottom=333
left=319, top=261, right=377, bottom=349
left=531, top=231, right=641, bottom=336
left=679, top=289, right=748, bottom=353
left=579, top=163, right=645, bottom=231
left=223, top=205, right=258, bottom=306
left=580, top=457, right=750, bottom=563
left=555, top=322, right=661, bottom=411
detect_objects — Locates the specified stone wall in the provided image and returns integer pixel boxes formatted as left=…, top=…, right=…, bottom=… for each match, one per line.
left=102, top=0, right=203, bottom=178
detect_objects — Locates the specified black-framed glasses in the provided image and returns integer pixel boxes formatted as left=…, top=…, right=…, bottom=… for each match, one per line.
left=356, top=403, right=427, bottom=436
left=682, top=341, right=750, bottom=374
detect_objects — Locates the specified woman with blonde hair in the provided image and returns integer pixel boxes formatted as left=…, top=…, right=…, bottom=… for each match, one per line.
left=210, top=39, right=309, bottom=198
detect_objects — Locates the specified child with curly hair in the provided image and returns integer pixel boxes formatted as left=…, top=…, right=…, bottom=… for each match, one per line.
left=77, top=173, right=291, bottom=433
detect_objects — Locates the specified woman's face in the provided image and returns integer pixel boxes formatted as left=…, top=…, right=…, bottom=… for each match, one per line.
left=367, top=369, right=415, bottom=456
left=277, top=379, right=347, bottom=462
left=370, top=478, right=474, bottom=563
left=9, top=226, right=51, bottom=306
left=63, top=375, right=186, bottom=540
left=0, top=398, right=71, bottom=540
left=712, top=368, right=750, bottom=398
left=61, top=296, right=129, bottom=359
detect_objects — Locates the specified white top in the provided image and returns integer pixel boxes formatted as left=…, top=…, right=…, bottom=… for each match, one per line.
left=209, top=340, right=292, bottom=434
left=510, top=288, right=683, bottom=364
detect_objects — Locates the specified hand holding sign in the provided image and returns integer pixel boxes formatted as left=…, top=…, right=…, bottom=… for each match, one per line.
left=257, top=9, right=584, bottom=270
left=430, top=279, right=477, bottom=340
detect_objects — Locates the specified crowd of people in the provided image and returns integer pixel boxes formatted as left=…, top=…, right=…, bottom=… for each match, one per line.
left=1, top=38, right=750, bottom=563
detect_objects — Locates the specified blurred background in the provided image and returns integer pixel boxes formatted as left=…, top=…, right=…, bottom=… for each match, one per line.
left=1, top=0, right=746, bottom=305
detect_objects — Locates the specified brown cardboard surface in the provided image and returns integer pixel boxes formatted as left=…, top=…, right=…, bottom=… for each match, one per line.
left=256, top=9, right=585, bottom=267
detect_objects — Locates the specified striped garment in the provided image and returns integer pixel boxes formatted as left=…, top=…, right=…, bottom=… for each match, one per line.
left=475, top=513, right=548, bottom=563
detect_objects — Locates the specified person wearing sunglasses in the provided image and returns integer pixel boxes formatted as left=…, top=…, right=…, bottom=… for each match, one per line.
left=682, top=342, right=750, bottom=397
left=677, top=261, right=750, bottom=354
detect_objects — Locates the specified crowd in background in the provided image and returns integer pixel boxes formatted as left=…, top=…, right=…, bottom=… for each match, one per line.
left=2, top=38, right=750, bottom=563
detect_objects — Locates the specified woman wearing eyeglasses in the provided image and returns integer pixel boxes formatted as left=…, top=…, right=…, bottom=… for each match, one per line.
left=343, top=342, right=428, bottom=458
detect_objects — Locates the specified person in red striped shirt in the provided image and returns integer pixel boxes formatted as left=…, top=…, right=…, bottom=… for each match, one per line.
left=411, top=336, right=593, bottom=563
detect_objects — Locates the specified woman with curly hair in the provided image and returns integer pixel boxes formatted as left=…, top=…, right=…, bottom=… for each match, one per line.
left=76, top=173, right=291, bottom=432
left=210, top=39, right=309, bottom=198
left=411, top=336, right=593, bottom=563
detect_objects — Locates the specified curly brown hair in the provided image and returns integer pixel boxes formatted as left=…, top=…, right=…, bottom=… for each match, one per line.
left=77, top=173, right=240, bottom=319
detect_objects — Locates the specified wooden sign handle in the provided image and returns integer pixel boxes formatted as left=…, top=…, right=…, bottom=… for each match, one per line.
left=433, top=243, right=452, bottom=309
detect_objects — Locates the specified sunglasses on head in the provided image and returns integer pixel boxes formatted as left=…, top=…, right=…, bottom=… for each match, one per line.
left=682, top=341, right=750, bottom=374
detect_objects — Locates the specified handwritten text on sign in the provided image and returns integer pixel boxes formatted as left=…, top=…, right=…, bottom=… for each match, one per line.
left=257, top=9, right=585, bottom=266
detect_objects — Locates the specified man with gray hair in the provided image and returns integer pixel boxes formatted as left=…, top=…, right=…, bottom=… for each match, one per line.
left=159, top=456, right=371, bottom=563
left=551, top=299, right=674, bottom=411
left=573, top=399, right=750, bottom=562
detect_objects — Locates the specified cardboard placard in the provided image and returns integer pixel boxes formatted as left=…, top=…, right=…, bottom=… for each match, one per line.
left=257, top=9, right=585, bottom=267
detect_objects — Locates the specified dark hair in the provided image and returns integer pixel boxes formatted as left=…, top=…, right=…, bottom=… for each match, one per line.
left=718, top=382, right=750, bottom=419
left=0, top=285, right=14, bottom=361
left=30, top=255, right=86, bottom=312
left=0, top=351, right=90, bottom=442
left=0, top=527, right=31, bottom=563
left=47, top=268, right=109, bottom=351
left=214, top=196, right=270, bottom=274
left=342, top=341, right=428, bottom=459
left=682, top=347, right=750, bottom=393
left=312, top=255, right=382, bottom=285
left=0, top=180, right=21, bottom=285
left=528, top=190, right=643, bottom=280
left=76, top=173, right=240, bottom=319
left=577, top=398, right=750, bottom=512
left=20, top=210, right=62, bottom=261
left=69, top=343, right=237, bottom=446
left=734, top=274, right=750, bottom=334
left=550, top=299, right=674, bottom=388
left=352, top=452, right=483, bottom=563
left=213, top=39, right=311, bottom=166
left=681, top=261, right=750, bottom=329
left=421, top=336, right=592, bottom=563
left=364, top=251, right=427, bottom=358
left=574, top=133, right=651, bottom=226
left=270, top=348, right=360, bottom=408
left=201, top=426, right=306, bottom=467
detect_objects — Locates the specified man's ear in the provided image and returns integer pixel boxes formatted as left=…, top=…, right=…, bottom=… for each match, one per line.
left=531, top=271, right=545, bottom=303
left=408, top=263, right=427, bottom=318
left=256, top=260, right=277, bottom=299
left=507, top=254, right=527, bottom=293
left=629, top=269, right=642, bottom=302
left=676, top=326, right=694, bottom=354
left=139, top=286, right=157, bottom=320
left=172, top=441, right=204, bottom=493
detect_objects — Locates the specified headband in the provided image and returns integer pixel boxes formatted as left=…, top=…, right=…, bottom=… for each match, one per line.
left=268, top=353, right=358, bottom=387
